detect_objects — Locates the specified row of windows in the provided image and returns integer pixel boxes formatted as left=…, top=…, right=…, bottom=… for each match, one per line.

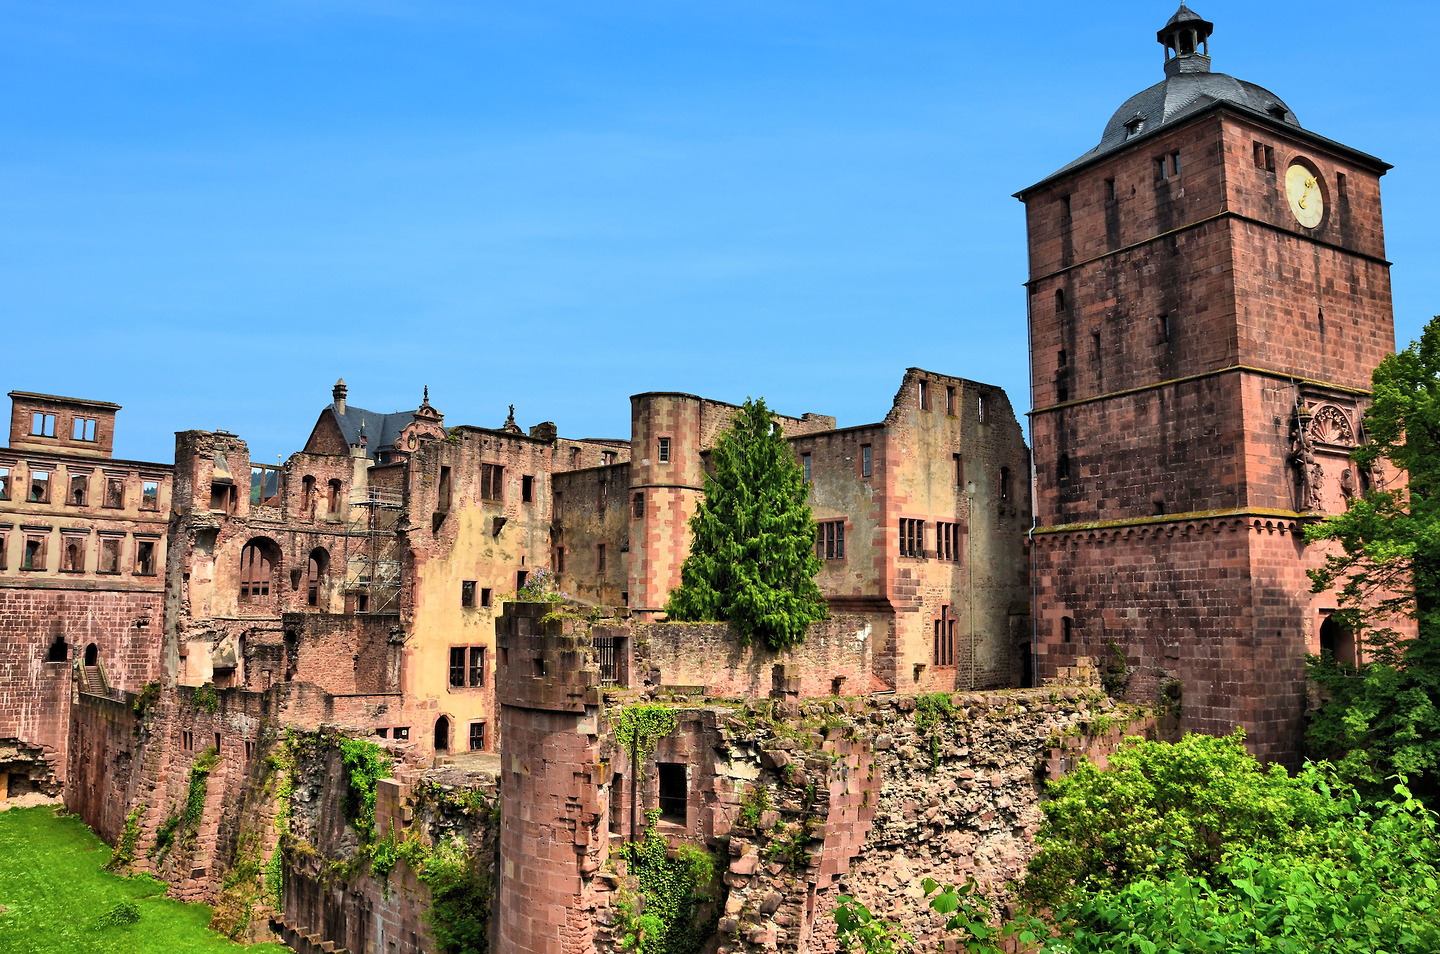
left=1056, top=148, right=1185, bottom=226
left=237, top=542, right=327, bottom=606
left=0, top=466, right=160, bottom=510
left=552, top=544, right=608, bottom=574
left=27, top=413, right=98, bottom=442
left=900, top=519, right=966, bottom=561
left=0, top=528, right=157, bottom=575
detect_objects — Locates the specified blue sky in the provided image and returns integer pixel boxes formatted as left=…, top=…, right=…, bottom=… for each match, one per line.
left=3, top=2, right=1436, bottom=465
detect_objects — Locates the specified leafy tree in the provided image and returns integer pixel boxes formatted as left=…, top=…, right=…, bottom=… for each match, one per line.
left=665, top=397, right=827, bottom=651
left=1021, top=732, right=1338, bottom=910
left=1305, top=316, right=1440, bottom=804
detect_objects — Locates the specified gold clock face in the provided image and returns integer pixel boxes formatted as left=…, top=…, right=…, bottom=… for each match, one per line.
left=1286, top=162, right=1324, bottom=228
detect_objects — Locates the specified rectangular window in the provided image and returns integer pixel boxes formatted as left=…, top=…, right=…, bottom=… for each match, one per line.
left=816, top=520, right=845, bottom=560
left=1253, top=141, right=1276, bottom=172
left=936, top=522, right=961, bottom=562
left=977, top=396, right=986, bottom=422
left=1171, top=151, right=1181, bottom=175
left=182, top=731, right=193, bottom=751
left=30, top=413, right=55, bottom=437
left=141, top=480, right=159, bottom=510
left=521, top=474, right=534, bottom=503
left=480, top=587, right=493, bottom=608
left=469, top=721, right=486, bottom=752
left=933, top=606, right=956, bottom=666
left=917, top=380, right=930, bottom=410
left=135, top=540, right=156, bottom=576
left=28, top=471, right=50, bottom=503
left=946, top=385, right=956, bottom=415
left=1105, top=177, right=1117, bottom=202
left=555, top=547, right=565, bottom=573
left=99, top=537, right=121, bottom=574
left=553, top=491, right=564, bottom=518
left=437, top=466, right=453, bottom=512
left=461, top=581, right=477, bottom=608
left=1058, top=194, right=1071, bottom=221
left=0, top=467, right=9, bottom=500
left=860, top=444, right=872, bottom=479
left=953, top=453, right=963, bottom=488
left=450, top=646, right=466, bottom=687
left=1336, top=172, right=1348, bottom=199
left=597, top=543, right=607, bottom=573
left=602, top=451, right=618, bottom=466
left=394, top=727, right=410, bottom=741
left=60, top=535, right=86, bottom=572
left=801, top=453, right=811, bottom=484
left=72, top=418, right=97, bottom=441
left=68, top=474, right=88, bottom=506
left=103, top=478, right=124, bottom=509
left=480, top=464, right=504, bottom=501
left=633, top=492, right=645, bottom=518
left=597, top=479, right=608, bottom=512
left=0, top=530, right=7, bottom=571
left=899, top=518, right=924, bottom=558
left=22, top=534, right=46, bottom=571
left=469, top=647, right=485, bottom=687
left=516, top=570, right=528, bottom=591
left=657, top=437, right=671, bottom=463
left=657, top=762, right=687, bottom=824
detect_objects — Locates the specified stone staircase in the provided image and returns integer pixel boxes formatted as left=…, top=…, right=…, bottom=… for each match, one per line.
left=272, top=917, right=350, bottom=954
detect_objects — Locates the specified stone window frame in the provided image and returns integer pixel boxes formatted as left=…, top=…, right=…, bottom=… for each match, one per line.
left=656, top=762, right=688, bottom=826
left=468, top=721, right=487, bottom=752
left=816, top=519, right=845, bottom=561
left=801, top=452, right=812, bottom=484
left=480, top=463, right=504, bottom=502
left=134, top=536, right=159, bottom=576
left=521, top=474, right=535, bottom=504
left=59, top=532, right=88, bottom=573
left=480, top=587, right=493, bottom=608
left=633, top=491, right=645, bottom=519
left=140, top=478, right=161, bottom=511
left=20, top=527, right=49, bottom=571
left=97, top=533, right=124, bottom=575
left=72, top=417, right=97, bottom=442
left=30, top=413, right=56, bottom=438
left=933, top=605, right=956, bottom=666
left=461, top=580, right=477, bottom=608
left=0, top=465, right=10, bottom=501
left=657, top=437, right=671, bottom=463
left=102, top=475, right=126, bottom=509
left=899, top=518, right=925, bottom=559
left=936, top=522, right=961, bottom=562
left=860, top=444, right=872, bottom=479
left=67, top=472, right=89, bottom=506
left=0, top=523, right=9, bottom=572
left=448, top=645, right=485, bottom=689
left=27, top=469, right=51, bottom=504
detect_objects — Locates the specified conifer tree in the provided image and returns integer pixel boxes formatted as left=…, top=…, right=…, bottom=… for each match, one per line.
left=665, top=398, right=827, bottom=650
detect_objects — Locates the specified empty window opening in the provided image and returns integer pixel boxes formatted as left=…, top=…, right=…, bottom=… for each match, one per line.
left=1105, top=177, right=1117, bottom=202
left=1319, top=615, right=1356, bottom=668
left=28, top=472, right=50, bottom=503
left=30, top=413, right=55, bottom=437
left=0, top=531, right=6, bottom=571
left=437, top=466, right=453, bottom=512
left=1091, top=331, right=1101, bottom=358
left=69, top=475, right=88, bottom=506
left=141, top=480, right=159, bottom=510
left=569, top=447, right=580, bottom=469
left=393, top=726, right=410, bottom=741
left=917, top=379, right=930, bottom=410
left=1055, top=288, right=1066, bottom=313
left=657, top=763, right=687, bottom=824
left=602, top=451, right=617, bottom=466
left=45, top=636, right=67, bottom=663
left=860, top=444, right=872, bottom=479
left=521, top=474, right=534, bottom=503
left=596, top=478, right=608, bottom=512
left=553, top=491, right=564, bottom=518
left=555, top=547, right=566, bottom=573
left=135, top=540, right=156, bottom=576
left=1058, top=194, right=1071, bottom=221
left=182, top=730, right=194, bottom=751
left=461, top=581, right=477, bottom=608
left=945, top=385, right=957, bottom=415
left=816, top=520, right=845, bottom=560
left=22, top=536, right=45, bottom=570
left=102, top=478, right=125, bottom=509
left=1336, top=172, right=1348, bottom=199
left=899, top=518, right=924, bottom=558
left=633, top=492, right=645, bottom=518
left=1253, top=141, right=1276, bottom=172
left=99, top=538, right=121, bottom=574
left=1157, top=313, right=1171, bottom=343
left=434, top=716, right=451, bottom=753
left=657, top=437, right=671, bottom=463
left=1058, top=349, right=1068, bottom=366
left=597, top=543, right=607, bottom=573
left=301, top=475, right=316, bottom=515
left=0, top=467, right=9, bottom=500
left=934, top=606, right=957, bottom=666
left=953, top=453, right=963, bottom=488
left=327, top=479, right=342, bottom=514
left=1058, top=454, right=1071, bottom=482
left=516, top=570, right=528, bottom=591
left=1061, top=616, right=1074, bottom=643
left=1000, top=466, right=1012, bottom=502
left=801, top=453, right=812, bottom=484
left=72, top=418, right=97, bottom=442
left=61, top=539, right=84, bottom=572
left=977, top=396, right=986, bottom=422
left=469, top=721, right=486, bottom=752
left=480, top=587, right=493, bottom=607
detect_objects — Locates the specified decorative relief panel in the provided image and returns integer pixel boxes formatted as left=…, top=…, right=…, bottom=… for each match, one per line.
left=1309, top=405, right=1355, bottom=446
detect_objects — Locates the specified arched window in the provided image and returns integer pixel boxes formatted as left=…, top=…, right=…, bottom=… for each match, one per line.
left=1320, top=615, right=1356, bottom=668
left=306, top=548, right=329, bottom=607
left=434, top=715, right=451, bottom=752
left=301, top=476, right=316, bottom=517
left=1061, top=616, right=1074, bottom=643
left=327, top=479, right=343, bottom=515
left=239, top=540, right=279, bottom=602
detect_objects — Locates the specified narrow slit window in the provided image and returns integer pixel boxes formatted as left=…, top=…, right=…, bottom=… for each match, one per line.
left=860, top=444, right=872, bottom=479
left=521, top=474, right=534, bottom=504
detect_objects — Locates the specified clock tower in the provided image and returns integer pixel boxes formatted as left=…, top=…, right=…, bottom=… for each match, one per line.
left=1017, top=6, right=1398, bottom=762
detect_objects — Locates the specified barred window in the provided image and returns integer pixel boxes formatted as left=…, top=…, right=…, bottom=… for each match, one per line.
left=934, top=606, right=956, bottom=666
left=936, top=522, right=961, bottom=562
left=899, top=518, right=924, bottom=558
left=816, top=520, right=845, bottom=560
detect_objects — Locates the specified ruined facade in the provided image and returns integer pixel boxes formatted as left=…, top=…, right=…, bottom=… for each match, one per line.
left=1020, top=7, right=1402, bottom=762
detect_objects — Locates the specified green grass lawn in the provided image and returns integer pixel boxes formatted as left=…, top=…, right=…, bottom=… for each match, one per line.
left=0, top=806, right=291, bottom=954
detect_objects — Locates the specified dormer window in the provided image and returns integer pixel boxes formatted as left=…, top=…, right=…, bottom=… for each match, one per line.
left=1124, top=115, right=1145, bottom=139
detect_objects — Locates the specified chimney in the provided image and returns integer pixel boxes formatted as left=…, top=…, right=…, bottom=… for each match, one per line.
left=333, top=378, right=348, bottom=415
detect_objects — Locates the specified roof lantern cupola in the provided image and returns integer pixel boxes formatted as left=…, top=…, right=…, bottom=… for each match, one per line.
left=1159, top=4, right=1214, bottom=76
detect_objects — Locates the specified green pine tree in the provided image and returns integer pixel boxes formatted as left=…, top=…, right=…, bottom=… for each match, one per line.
left=665, top=397, right=828, bottom=651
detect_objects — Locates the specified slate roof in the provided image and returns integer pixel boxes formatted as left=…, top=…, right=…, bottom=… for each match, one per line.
left=328, top=403, right=424, bottom=459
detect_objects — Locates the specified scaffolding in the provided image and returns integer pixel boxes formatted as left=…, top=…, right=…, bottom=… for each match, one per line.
left=342, top=486, right=404, bottom=614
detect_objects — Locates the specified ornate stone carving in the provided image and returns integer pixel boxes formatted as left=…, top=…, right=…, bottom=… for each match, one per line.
left=1309, top=404, right=1355, bottom=445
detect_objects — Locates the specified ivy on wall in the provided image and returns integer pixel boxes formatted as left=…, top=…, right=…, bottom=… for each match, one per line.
left=617, top=811, right=720, bottom=954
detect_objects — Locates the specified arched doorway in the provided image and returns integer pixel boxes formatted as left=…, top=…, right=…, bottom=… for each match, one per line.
left=434, top=716, right=451, bottom=753
left=84, top=643, right=98, bottom=666
left=1319, top=615, right=1356, bottom=668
